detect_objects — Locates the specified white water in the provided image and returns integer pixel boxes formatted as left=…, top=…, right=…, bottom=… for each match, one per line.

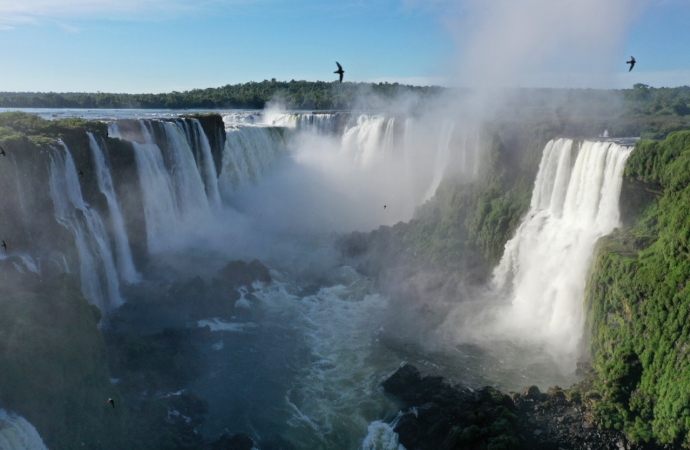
left=162, top=121, right=211, bottom=220
left=131, top=123, right=180, bottom=254
left=219, top=123, right=289, bottom=194
left=423, top=120, right=455, bottom=201
left=267, top=112, right=341, bottom=134
left=361, top=420, right=405, bottom=450
left=48, top=143, right=122, bottom=311
left=341, top=115, right=393, bottom=167
left=191, top=119, right=222, bottom=209
left=492, top=139, right=632, bottom=362
left=254, top=269, right=401, bottom=449
left=88, top=133, right=140, bottom=283
left=0, top=410, right=49, bottom=450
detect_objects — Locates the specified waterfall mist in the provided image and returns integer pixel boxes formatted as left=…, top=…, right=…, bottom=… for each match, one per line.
left=437, top=139, right=632, bottom=374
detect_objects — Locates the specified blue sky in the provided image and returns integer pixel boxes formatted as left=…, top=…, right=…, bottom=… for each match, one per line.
left=0, top=0, right=687, bottom=93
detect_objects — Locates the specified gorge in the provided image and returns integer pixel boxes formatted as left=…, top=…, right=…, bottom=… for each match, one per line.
left=0, top=107, right=683, bottom=449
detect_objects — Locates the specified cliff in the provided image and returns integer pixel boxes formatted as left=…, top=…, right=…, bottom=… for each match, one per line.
left=585, top=131, right=690, bottom=447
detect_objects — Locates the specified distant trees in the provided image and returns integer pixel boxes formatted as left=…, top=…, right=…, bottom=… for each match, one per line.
left=0, top=80, right=443, bottom=111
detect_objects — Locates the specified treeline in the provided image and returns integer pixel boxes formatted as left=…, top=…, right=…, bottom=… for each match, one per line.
left=1, top=81, right=689, bottom=139
left=0, top=80, right=443, bottom=110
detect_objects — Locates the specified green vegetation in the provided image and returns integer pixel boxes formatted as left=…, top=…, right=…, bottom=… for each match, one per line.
left=1, top=81, right=689, bottom=139
left=584, top=130, right=690, bottom=447
left=398, top=122, right=558, bottom=278
left=0, top=111, right=107, bottom=145
left=0, top=80, right=442, bottom=110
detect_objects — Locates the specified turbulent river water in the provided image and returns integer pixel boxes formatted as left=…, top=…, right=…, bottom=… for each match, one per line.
left=1, top=109, right=633, bottom=449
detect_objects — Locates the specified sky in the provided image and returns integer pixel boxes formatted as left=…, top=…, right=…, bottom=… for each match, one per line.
left=0, top=0, right=688, bottom=93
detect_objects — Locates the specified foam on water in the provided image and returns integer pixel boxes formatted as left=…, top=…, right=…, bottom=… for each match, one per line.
left=361, top=420, right=405, bottom=450
left=197, top=319, right=258, bottom=332
left=0, top=410, right=49, bottom=450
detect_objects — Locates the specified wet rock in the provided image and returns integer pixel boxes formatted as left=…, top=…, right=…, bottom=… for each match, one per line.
left=382, top=365, right=520, bottom=450
left=381, top=364, right=422, bottom=400
left=523, top=385, right=543, bottom=400
left=213, top=259, right=272, bottom=293
left=381, top=364, right=677, bottom=450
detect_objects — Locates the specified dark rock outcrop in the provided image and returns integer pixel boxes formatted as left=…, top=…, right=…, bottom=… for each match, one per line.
left=213, top=259, right=272, bottom=293
left=381, top=365, right=666, bottom=450
left=383, top=364, right=520, bottom=450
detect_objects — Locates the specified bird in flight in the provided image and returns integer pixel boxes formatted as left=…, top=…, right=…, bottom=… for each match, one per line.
left=384, top=205, right=386, bottom=209
left=1, top=240, right=6, bottom=251
left=627, top=56, right=636, bottom=72
left=78, top=169, right=84, bottom=177
left=334, top=62, right=344, bottom=83
left=0, top=147, right=6, bottom=156
left=108, top=398, right=115, bottom=408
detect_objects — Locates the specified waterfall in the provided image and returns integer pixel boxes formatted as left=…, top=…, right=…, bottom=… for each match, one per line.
left=219, top=125, right=288, bottom=195
left=48, top=143, right=122, bottom=312
left=266, top=112, right=342, bottom=134
left=88, top=133, right=140, bottom=283
left=162, top=121, right=211, bottom=220
left=131, top=123, right=180, bottom=254
left=382, top=118, right=395, bottom=155
left=191, top=119, right=222, bottom=209
left=341, top=115, right=390, bottom=167
left=493, top=139, right=632, bottom=359
left=9, top=154, right=31, bottom=238
left=423, top=120, right=455, bottom=201
left=0, top=410, right=49, bottom=450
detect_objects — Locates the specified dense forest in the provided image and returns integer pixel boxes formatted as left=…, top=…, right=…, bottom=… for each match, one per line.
left=0, top=80, right=443, bottom=110
left=0, top=81, right=689, bottom=139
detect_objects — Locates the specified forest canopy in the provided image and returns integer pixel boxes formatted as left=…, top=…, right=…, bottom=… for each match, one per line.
left=0, top=81, right=688, bottom=139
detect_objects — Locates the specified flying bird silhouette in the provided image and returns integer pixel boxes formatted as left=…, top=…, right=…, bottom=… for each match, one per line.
left=0, top=147, right=6, bottom=156
left=334, top=62, right=344, bottom=83
left=78, top=169, right=84, bottom=177
left=108, top=398, right=115, bottom=408
left=627, top=56, right=636, bottom=72
left=384, top=205, right=386, bottom=209
left=1, top=240, right=6, bottom=251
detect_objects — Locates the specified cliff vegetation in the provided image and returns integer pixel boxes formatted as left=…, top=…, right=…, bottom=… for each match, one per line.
left=584, top=130, right=690, bottom=447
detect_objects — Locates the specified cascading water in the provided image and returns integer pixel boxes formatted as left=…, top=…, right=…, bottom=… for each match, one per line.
left=267, top=112, right=343, bottom=134
left=162, top=121, right=211, bottom=220
left=191, top=119, right=222, bottom=209
left=48, top=143, right=122, bottom=312
left=131, top=122, right=180, bottom=254
left=219, top=123, right=289, bottom=194
left=341, top=115, right=393, bottom=167
left=0, top=410, right=49, bottom=450
left=88, top=133, right=140, bottom=283
left=423, top=120, right=455, bottom=201
left=492, top=139, right=632, bottom=362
